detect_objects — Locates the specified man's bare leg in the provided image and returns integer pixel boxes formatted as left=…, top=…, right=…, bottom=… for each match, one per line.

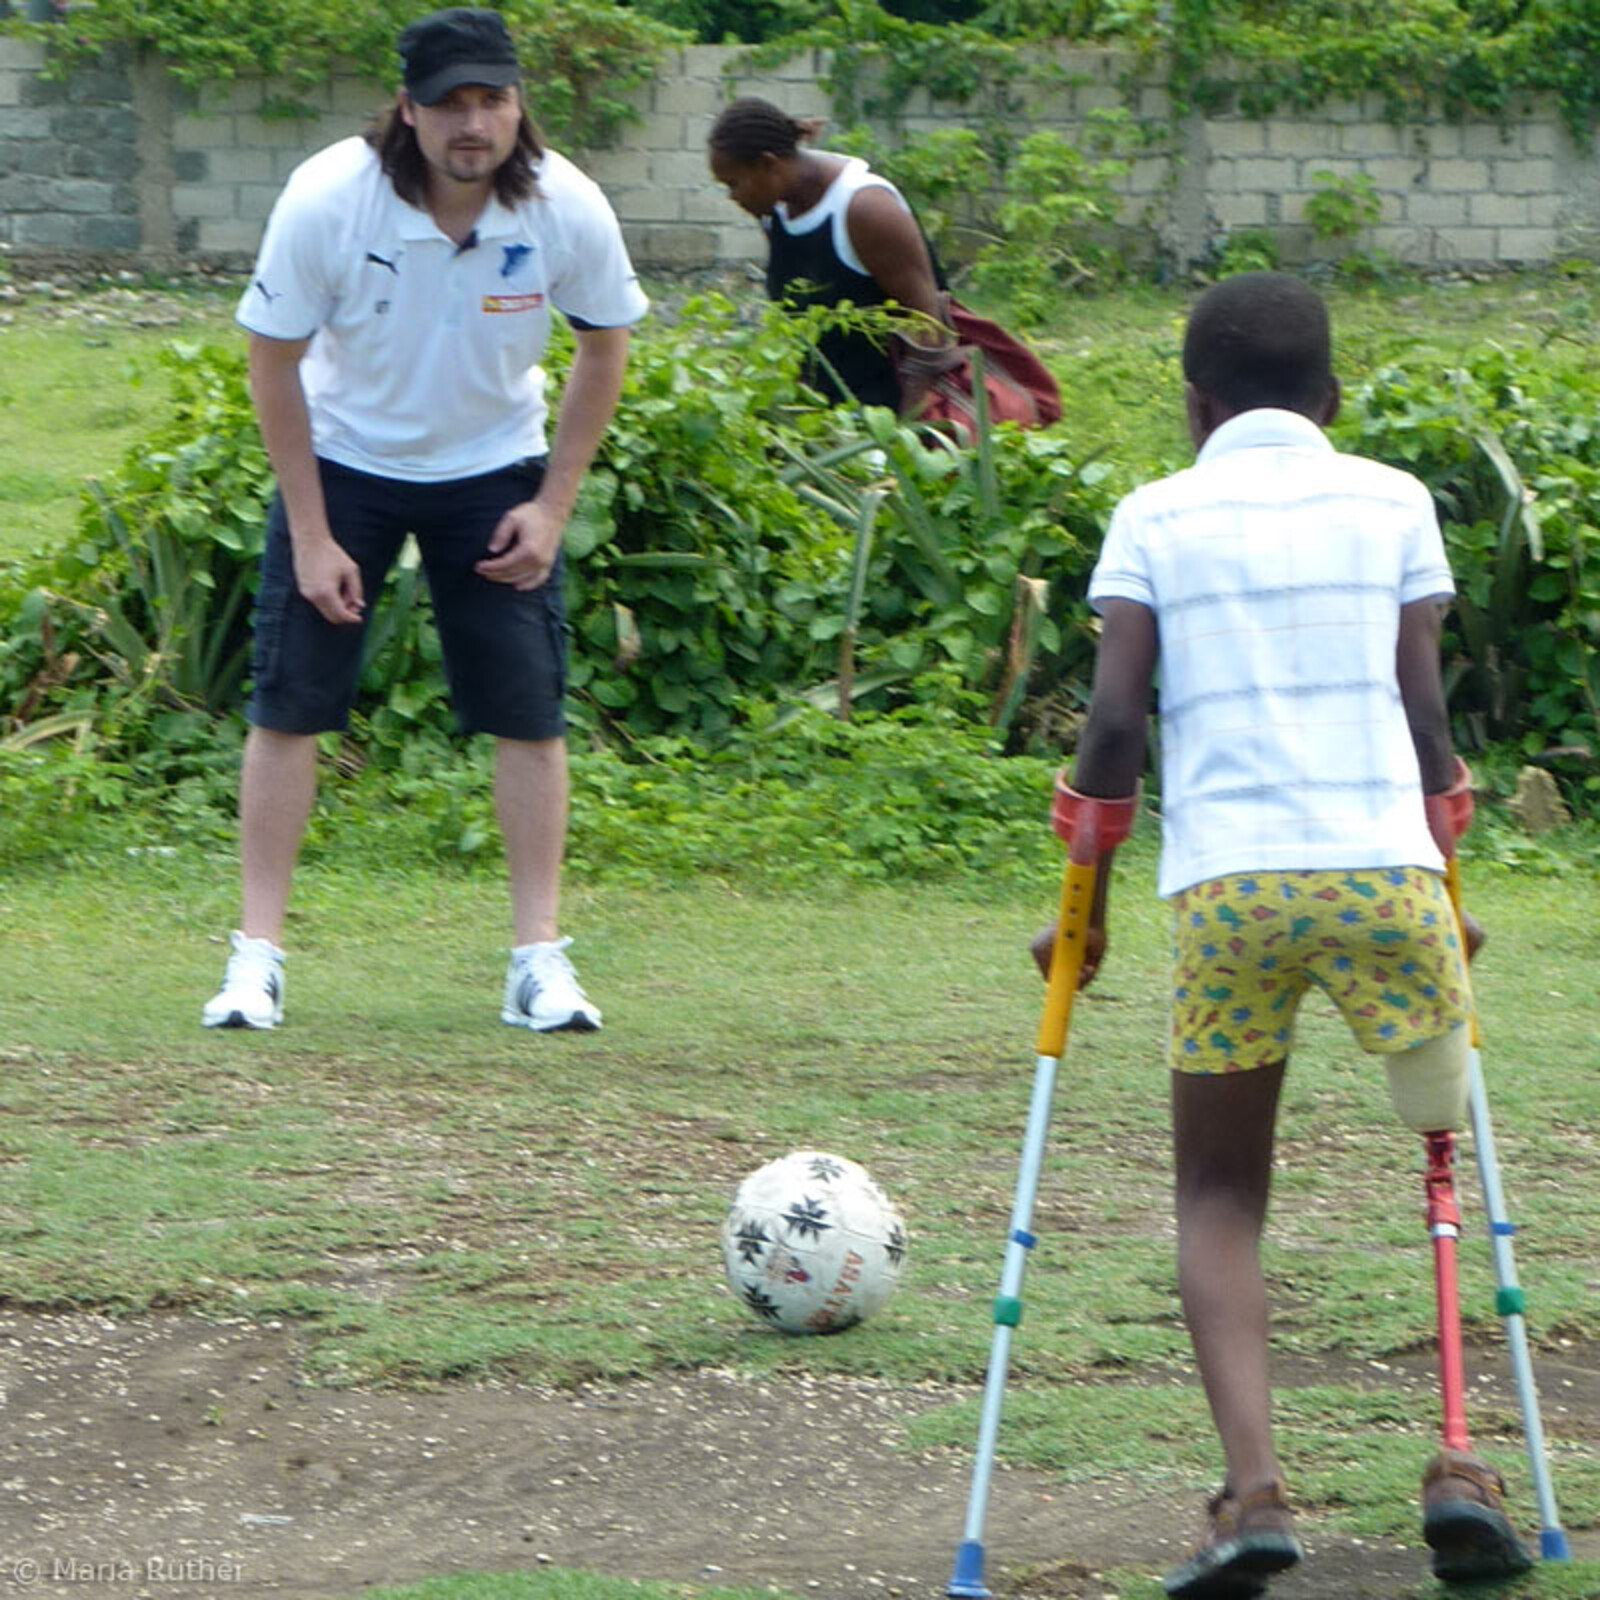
left=495, top=736, right=568, bottom=946
left=239, top=726, right=318, bottom=945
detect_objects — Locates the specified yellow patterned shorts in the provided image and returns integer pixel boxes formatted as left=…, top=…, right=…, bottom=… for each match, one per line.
left=1170, top=867, right=1471, bottom=1075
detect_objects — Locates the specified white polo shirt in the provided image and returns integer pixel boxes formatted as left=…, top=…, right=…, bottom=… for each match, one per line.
left=237, top=137, right=649, bottom=482
left=1088, top=408, right=1456, bottom=897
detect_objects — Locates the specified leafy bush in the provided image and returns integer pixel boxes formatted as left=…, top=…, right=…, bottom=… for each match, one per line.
left=0, top=341, right=269, bottom=784
left=970, top=117, right=1144, bottom=310
left=1305, top=170, right=1382, bottom=248
left=839, top=113, right=1147, bottom=298
left=555, top=294, right=850, bottom=737
left=0, top=688, right=1074, bottom=882
left=0, top=300, right=1117, bottom=779
left=1340, top=347, right=1600, bottom=800
left=786, top=403, right=1115, bottom=738
left=1213, top=227, right=1280, bottom=276
left=618, top=0, right=822, bottom=43
left=623, top=0, right=1155, bottom=43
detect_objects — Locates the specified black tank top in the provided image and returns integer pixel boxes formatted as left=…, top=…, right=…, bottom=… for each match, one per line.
left=764, top=159, right=941, bottom=412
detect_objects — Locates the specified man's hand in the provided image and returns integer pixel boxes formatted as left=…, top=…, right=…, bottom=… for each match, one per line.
left=1462, top=908, right=1486, bottom=962
left=476, top=497, right=564, bottom=590
left=1029, top=921, right=1108, bottom=989
left=293, top=535, right=365, bottom=625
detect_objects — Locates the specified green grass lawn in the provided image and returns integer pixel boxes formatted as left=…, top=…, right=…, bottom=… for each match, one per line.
left=1, top=845, right=1596, bottom=1597
left=2, top=266, right=1599, bottom=1598
left=0, top=282, right=239, bottom=561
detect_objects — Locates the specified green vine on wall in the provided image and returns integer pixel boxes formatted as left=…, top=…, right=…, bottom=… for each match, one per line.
left=1165, top=0, right=1600, bottom=142
left=736, top=1, right=1600, bottom=146
left=11, top=0, right=1600, bottom=151
left=742, top=1, right=1056, bottom=135
left=7, top=0, right=686, bottom=149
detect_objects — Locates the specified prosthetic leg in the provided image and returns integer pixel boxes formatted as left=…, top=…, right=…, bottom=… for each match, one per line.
left=1423, top=1127, right=1472, bottom=1457
left=947, top=775, right=1138, bottom=1600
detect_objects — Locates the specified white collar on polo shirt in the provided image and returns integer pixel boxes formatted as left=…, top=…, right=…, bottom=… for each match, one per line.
left=1196, top=406, right=1333, bottom=463
left=394, top=193, right=523, bottom=244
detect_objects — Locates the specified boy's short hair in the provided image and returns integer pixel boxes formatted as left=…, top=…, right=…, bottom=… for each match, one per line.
left=1182, top=272, right=1333, bottom=416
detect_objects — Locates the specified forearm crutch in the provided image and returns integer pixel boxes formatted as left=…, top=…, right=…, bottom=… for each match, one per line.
left=948, top=775, right=1138, bottom=1600
left=1428, top=766, right=1570, bottom=1561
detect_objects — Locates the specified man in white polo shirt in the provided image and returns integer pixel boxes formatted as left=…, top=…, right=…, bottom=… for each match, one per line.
left=203, top=6, right=648, bottom=1034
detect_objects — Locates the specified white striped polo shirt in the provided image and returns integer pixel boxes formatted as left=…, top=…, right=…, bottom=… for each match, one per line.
left=1088, top=407, right=1456, bottom=898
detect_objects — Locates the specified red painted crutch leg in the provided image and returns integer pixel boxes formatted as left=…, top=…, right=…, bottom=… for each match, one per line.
left=1424, top=1129, right=1472, bottom=1456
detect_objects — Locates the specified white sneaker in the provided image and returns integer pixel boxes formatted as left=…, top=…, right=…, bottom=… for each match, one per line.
left=502, top=937, right=602, bottom=1033
left=202, top=931, right=286, bottom=1029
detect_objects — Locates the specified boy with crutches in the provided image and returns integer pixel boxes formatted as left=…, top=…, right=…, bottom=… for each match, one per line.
left=1049, top=273, right=1532, bottom=1596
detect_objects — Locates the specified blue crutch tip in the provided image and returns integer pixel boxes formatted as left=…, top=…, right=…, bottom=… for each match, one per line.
left=1539, top=1527, right=1571, bottom=1561
left=948, top=1539, right=992, bottom=1598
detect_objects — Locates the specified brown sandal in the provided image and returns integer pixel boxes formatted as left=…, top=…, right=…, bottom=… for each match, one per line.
left=1422, top=1449, right=1533, bottom=1582
left=1162, top=1478, right=1304, bottom=1599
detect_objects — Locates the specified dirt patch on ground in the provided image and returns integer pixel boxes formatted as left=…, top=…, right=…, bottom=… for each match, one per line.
left=0, top=1313, right=1594, bottom=1600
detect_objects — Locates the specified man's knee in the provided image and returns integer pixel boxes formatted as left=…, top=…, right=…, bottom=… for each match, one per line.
left=1384, top=1024, right=1471, bottom=1133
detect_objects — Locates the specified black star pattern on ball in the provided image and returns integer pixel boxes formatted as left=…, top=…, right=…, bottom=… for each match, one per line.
left=805, top=1156, right=845, bottom=1181
left=783, top=1195, right=832, bottom=1241
left=885, top=1221, right=907, bottom=1267
left=731, top=1217, right=770, bottom=1264
left=742, top=1284, right=783, bottom=1321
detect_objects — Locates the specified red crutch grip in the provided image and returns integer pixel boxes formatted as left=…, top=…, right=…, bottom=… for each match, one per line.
left=1424, top=756, right=1474, bottom=860
left=1052, top=773, right=1139, bottom=866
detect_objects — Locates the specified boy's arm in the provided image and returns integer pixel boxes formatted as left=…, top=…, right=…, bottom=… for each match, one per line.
left=1396, top=597, right=1456, bottom=793
left=1074, top=599, right=1158, bottom=796
left=1397, top=596, right=1485, bottom=957
left=1031, top=599, right=1157, bottom=984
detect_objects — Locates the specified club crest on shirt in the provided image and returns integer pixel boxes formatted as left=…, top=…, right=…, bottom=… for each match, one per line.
left=500, top=243, right=535, bottom=280
left=482, top=292, right=545, bottom=314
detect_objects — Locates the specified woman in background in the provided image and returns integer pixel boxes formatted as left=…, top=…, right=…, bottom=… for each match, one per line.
left=707, top=96, right=948, bottom=412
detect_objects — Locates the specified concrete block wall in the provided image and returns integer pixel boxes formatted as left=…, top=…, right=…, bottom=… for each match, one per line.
left=0, top=37, right=141, bottom=252
left=2, top=36, right=1597, bottom=273
left=1200, top=98, right=1569, bottom=266
left=166, top=70, right=381, bottom=254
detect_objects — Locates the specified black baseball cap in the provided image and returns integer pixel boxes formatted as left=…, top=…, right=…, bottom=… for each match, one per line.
left=398, top=8, right=521, bottom=105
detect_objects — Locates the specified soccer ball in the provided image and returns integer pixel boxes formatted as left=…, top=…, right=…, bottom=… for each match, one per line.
left=721, top=1150, right=907, bottom=1335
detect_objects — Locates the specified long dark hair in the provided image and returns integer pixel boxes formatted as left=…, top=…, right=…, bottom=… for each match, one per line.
left=364, top=99, right=545, bottom=208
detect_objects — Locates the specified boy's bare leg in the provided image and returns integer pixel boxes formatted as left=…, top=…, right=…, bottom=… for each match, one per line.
left=239, top=726, right=319, bottom=945
left=1172, top=1060, right=1288, bottom=1495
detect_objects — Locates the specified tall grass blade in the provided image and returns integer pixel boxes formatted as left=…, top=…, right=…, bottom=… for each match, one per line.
left=0, top=712, right=92, bottom=751
left=970, top=349, right=1001, bottom=522
left=837, top=488, right=885, bottom=720
left=989, top=575, right=1048, bottom=736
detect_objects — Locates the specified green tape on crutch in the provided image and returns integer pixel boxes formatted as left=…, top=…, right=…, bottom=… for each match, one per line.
left=1496, top=1286, right=1526, bottom=1317
left=993, top=1296, right=1023, bottom=1327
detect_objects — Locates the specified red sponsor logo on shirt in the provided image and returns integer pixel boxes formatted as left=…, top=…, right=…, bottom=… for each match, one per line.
left=481, top=292, right=546, bottom=314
